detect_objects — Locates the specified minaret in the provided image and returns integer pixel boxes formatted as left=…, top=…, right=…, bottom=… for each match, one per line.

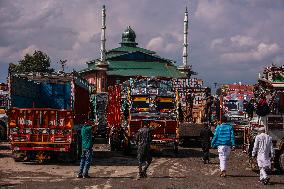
left=182, top=6, right=189, bottom=68
left=100, top=5, right=107, bottom=64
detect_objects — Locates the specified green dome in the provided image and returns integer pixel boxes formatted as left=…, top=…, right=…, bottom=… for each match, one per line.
left=121, top=26, right=138, bottom=47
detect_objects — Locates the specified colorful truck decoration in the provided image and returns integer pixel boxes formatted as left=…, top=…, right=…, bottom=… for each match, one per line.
left=107, top=77, right=179, bottom=153
left=244, top=64, right=284, bottom=171
left=7, top=72, right=91, bottom=163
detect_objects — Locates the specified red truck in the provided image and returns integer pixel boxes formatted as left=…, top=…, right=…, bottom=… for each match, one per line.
left=7, top=72, right=91, bottom=163
left=107, top=78, right=179, bottom=153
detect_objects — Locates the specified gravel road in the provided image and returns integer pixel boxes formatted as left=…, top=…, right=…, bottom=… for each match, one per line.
left=1, top=142, right=284, bottom=189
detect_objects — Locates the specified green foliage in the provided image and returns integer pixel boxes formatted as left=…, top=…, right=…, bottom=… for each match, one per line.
left=9, top=50, right=54, bottom=73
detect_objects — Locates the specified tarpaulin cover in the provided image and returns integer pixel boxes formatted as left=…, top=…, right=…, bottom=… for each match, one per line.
left=10, top=77, right=71, bottom=109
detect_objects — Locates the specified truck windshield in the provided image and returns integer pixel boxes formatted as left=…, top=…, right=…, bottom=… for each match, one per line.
left=225, top=100, right=238, bottom=111
left=131, top=101, right=149, bottom=109
left=156, top=102, right=175, bottom=111
left=156, top=97, right=175, bottom=111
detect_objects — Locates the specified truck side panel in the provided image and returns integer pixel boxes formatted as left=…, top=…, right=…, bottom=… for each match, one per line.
left=73, top=82, right=90, bottom=124
left=9, top=108, right=73, bottom=151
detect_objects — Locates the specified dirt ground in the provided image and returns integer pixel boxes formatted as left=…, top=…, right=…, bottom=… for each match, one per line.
left=0, top=141, right=284, bottom=189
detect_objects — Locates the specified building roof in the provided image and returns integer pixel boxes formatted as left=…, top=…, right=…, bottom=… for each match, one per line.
left=109, top=46, right=155, bottom=55
left=81, top=26, right=187, bottom=79
left=106, top=61, right=185, bottom=78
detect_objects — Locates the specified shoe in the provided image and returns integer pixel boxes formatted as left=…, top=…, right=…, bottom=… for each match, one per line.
left=83, top=174, right=91, bottom=178
left=76, top=174, right=83, bottom=178
left=136, top=174, right=142, bottom=180
left=207, top=160, right=210, bottom=164
left=142, top=171, right=147, bottom=178
left=263, top=178, right=270, bottom=185
left=220, top=171, right=226, bottom=177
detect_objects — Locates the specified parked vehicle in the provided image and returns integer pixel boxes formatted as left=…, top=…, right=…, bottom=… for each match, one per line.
left=219, top=84, right=253, bottom=146
left=107, top=77, right=179, bottom=153
left=174, top=78, right=209, bottom=144
left=0, top=83, right=8, bottom=140
left=245, top=65, right=284, bottom=171
left=7, top=72, right=91, bottom=163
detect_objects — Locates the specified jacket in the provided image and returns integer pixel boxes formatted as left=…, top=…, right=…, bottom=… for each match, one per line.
left=211, top=123, right=235, bottom=148
left=81, top=125, right=93, bottom=149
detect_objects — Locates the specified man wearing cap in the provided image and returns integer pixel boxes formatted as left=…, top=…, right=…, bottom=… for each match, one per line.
left=136, top=120, right=161, bottom=179
left=211, top=115, right=235, bottom=177
left=252, top=127, right=274, bottom=185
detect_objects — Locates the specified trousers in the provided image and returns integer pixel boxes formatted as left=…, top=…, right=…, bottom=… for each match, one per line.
left=137, top=145, right=152, bottom=176
left=218, top=145, right=231, bottom=171
left=202, top=143, right=210, bottom=161
left=259, top=167, right=268, bottom=181
left=78, top=148, right=93, bottom=176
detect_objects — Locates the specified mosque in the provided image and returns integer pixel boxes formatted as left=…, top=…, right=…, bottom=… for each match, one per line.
left=80, top=5, right=192, bottom=92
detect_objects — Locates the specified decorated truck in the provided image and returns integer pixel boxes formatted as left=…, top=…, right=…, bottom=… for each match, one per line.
left=245, top=64, right=284, bottom=171
left=219, top=84, right=254, bottom=145
left=173, top=77, right=209, bottom=143
left=107, top=77, right=179, bottom=153
left=221, top=83, right=254, bottom=121
left=7, top=72, right=91, bottom=163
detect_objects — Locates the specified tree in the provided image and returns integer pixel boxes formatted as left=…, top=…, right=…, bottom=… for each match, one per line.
left=9, top=50, right=54, bottom=73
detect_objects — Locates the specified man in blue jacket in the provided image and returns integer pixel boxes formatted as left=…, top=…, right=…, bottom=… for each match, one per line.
left=211, top=116, right=235, bottom=177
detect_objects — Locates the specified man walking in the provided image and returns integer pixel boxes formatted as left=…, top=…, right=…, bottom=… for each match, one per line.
left=211, top=116, right=235, bottom=177
left=77, top=121, right=95, bottom=178
left=252, top=127, right=274, bottom=185
left=200, top=123, right=214, bottom=164
left=136, top=120, right=160, bottom=179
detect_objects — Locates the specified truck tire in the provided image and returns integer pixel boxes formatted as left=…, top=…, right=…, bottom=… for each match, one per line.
left=110, top=138, right=115, bottom=151
left=123, top=140, right=132, bottom=155
left=174, top=142, right=179, bottom=154
left=0, top=124, right=6, bottom=141
left=279, top=151, right=284, bottom=172
left=13, top=151, right=27, bottom=162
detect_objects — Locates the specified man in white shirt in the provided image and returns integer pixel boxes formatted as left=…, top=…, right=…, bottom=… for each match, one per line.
left=252, top=127, right=274, bottom=185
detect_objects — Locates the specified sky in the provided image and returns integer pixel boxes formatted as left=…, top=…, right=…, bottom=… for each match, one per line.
left=1, top=0, right=284, bottom=88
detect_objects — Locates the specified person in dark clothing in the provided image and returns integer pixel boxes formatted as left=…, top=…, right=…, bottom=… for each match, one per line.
left=200, top=123, right=214, bottom=164
left=136, top=120, right=161, bottom=179
left=246, top=99, right=255, bottom=120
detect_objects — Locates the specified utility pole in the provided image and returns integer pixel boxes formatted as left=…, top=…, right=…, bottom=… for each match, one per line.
left=59, top=59, right=67, bottom=72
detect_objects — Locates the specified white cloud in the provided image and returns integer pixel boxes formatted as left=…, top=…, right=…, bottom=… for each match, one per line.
left=210, top=38, right=224, bottom=49
left=147, top=36, right=164, bottom=51
left=230, top=35, right=257, bottom=47
left=195, top=0, right=226, bottom=22
left=221, top=42, right=280, bottom=63
left=20, top=45, right=39, bottom=58
left=146, top=36, right=179, bottom=53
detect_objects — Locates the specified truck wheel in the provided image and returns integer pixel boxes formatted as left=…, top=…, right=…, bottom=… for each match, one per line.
left=174, top=142, right=179, bottom=154
left=110, top=139, right=115, bottom=151
left=0, top=124, right=6, bottom=141
left=13, top=151, right=27, bottom=162
left=279, top=151, right=284, bottom=172
left=123, top=141, right=132, bottom=155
